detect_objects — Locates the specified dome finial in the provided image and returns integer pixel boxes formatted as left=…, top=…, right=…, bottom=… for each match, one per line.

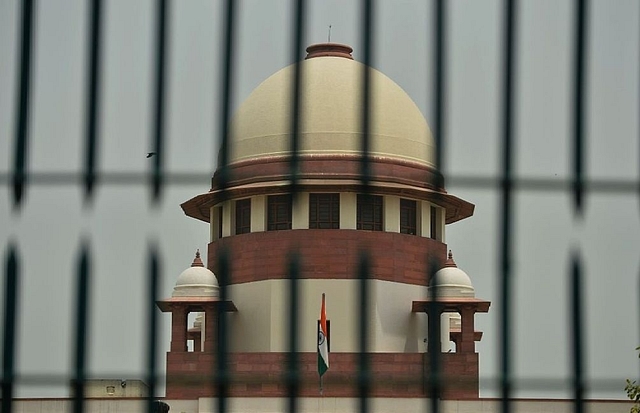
left=191, top=249, right=204, bottom=267
left=444, top=250, right=457, bottom=268
left=305, top=43, right=353, bottom=60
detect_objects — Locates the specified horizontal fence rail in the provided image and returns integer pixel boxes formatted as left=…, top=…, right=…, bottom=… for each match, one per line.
left=2, top=1, right=640, bottom=413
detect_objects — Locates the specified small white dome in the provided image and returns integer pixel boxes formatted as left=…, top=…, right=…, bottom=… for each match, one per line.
left=429, top=251, right=475, bottom=298
left=172, top=250, right=220, bottom=298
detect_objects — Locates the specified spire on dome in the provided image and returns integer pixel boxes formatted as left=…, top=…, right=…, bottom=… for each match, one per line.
left=444, top=250, right=457, bottom=268
left=305, top=43, right=354, bottom=60
left=191, top=249, right=204, bottom=267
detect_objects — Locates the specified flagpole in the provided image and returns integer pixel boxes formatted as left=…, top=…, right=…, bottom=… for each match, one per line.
left=318, top=293, right=328, bottom=396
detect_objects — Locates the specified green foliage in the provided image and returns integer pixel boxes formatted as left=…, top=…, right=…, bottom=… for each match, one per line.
left=625, top=346, right=640, bottom=413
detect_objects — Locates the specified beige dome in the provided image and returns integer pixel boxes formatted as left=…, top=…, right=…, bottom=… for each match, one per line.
left=429, top=251, right=475, bottom=298
left=173, top=250, right=220, bottom=298
left=229, top=44, right=435, bottom=166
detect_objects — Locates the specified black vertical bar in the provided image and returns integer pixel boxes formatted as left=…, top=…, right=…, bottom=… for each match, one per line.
left=11, top=0, right=35, bottom=209
left=572, top=0, right=588, bottom=216
left=359, top=0, right=375, bottom=189
left=215, top=0, right=238, bottom=192
left=427, top=258, right=441, bottom=413
left=214, top=0, right=237, bottom=408
left=288, top=0, right=306, bottom=192
left=2, top=245, right=19, bottom=413
left=151, top=0, right=169, bottom=204
left=357, top=251, right=371, bottom=413
left=432, top=0, right=445, bottom=172
left=286, top=3, right=305, bottom=405
left=570, top=254, right=584, bottom=413
left=73, top=243, right=91, bottom=413
left=146, top=247, right=160, bottom=413
left=216, top=247, right=230, bottom=413
left=500, top=1, right=516, bottom=412
left=83, top=0, right=103, bottom=203
left=286, top=3, right=306, bottom=404
left=358, top=2, right=374, bottom=409
left=286, top=253, right=300, bottom=413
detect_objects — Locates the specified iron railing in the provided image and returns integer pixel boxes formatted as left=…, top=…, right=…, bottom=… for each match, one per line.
left=2, top=1, right=639, bottom=413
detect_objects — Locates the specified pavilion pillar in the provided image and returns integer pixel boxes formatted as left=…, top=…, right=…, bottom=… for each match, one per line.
left=204, top=307, right=218, bottom=353
left=192, top=332, right=202, bottom=352
left=459, top=306, right=476, bottom=353
left=426, top=305, right=444, bottom=353
left=170, top=305, right=188, bottom=352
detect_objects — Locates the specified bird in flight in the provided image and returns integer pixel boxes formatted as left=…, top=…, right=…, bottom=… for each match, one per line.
left=146, top=152, right=156, bottom=158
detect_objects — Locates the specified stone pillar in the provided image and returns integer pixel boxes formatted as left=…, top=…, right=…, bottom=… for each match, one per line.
left=193, top=333, right=201, bottom=352
left=459, top=306, right=475, bottom=353
left=171, top=305, right=188, bottom=352
left=204, top=306, right=218, bottom=353
left=426, top=305, right=443, bottom=353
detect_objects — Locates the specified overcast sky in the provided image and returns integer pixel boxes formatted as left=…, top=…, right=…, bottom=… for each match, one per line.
left=1, top=0, right=639, bottom=400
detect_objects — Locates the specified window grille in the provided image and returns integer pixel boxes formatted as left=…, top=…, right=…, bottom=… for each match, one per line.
left=400, top=199, right=417, bottom=235
left=267, top=194, right=293, bottom=231
left=235, top=199, right=251, bottom=235
left=309, top=193, right=340, bottom=229
left=356, top=194, right=383, bottom=231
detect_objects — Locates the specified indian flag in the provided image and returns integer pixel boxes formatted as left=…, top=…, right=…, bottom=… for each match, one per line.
left=318, top=293, right=329, bottom=377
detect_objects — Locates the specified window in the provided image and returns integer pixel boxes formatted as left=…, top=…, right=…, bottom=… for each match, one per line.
left=400, top=199, right=417, bottom=235
left=235, top=199, right=251, bottom=234
left=430, top=205, right=438, bottom=240
left=217, top=207, right=223, bottom=239
left=357, top=194, right=383, bottom=231
left=309, top=193, right=340, bottom=229
left=267, top=194, right=292, bottom=230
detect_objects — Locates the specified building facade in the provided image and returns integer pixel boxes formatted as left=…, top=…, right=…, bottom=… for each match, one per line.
left=161, top=43, right=489, bottom=401
left=9, top=42, right=636, bottom=413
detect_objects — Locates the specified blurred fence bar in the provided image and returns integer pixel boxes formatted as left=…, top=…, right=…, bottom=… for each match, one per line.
left=572, top=0, right=588, bottom=217
left=571, top=254, right=585, bottom=413
left=150, top=0, right=170, bottom=203
left=2, top=246, right=19, bottom=413
left=82, top=0, right=103, bottom=203
left=146, top=248, right=161, bottom=413
left=11, top=0, right=34, bottom=209
left=499, top=1, right=516, bottom=413
left=72, top=244, right=91, bottom=413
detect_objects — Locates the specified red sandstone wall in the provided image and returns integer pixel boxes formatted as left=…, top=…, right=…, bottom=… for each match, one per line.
left=208, top=230, right=446, bottom=286
left=166, top=351, right=478, bottom=400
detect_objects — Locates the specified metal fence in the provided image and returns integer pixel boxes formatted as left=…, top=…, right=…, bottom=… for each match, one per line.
left=1, top=1, right=639, bottom=413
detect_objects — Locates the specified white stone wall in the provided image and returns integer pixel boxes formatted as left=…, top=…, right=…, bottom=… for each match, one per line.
left=11, top=398, right=634, bottom=413
left=226, top=279, right=430, bottom=353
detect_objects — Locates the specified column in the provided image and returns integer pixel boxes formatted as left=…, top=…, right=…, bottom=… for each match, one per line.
left=170, top=305, right=188, bottom=352
left=458, top=306, right=476, bottom=353
left=340, top=193, right=357, bottom=229
left=204, top=306, right=218, bottom=353
left=384, top=196, right=400, bottom=233
left=292, top=193, right=309, bottom=229
left=193, top=333, right=201, bottom=352
left=426, top=305, right=443, bottom=353
left=251, top=196, right=266, bottom=232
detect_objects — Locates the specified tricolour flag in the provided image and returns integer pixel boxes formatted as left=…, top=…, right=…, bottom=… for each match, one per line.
left=318, top=293, right=329, bottom=377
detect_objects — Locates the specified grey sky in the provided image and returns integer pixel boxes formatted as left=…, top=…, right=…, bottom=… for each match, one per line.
left=1, top=0, right=639, bottom=399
